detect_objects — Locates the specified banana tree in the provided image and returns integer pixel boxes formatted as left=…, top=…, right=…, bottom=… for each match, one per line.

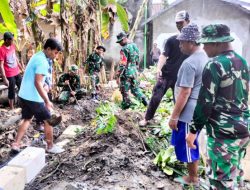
left=0, top=0, right=18, bottom=39
left=99, top=0, right=129, bottom=39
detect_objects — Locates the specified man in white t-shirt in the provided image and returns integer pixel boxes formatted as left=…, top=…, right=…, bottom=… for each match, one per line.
left=168, top=23, right=208, bottom=186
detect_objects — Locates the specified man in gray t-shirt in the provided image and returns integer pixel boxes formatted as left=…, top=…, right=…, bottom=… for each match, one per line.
left=168, top=23, right=208, bottom=185
left=174, top=49, right=208, bottom=123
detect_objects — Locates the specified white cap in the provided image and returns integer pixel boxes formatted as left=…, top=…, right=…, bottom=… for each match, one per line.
left=175, top=10, right=189, bottom=22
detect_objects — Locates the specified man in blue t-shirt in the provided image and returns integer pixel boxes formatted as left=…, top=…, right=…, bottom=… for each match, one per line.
left=12, top=38, right=64, bottom=154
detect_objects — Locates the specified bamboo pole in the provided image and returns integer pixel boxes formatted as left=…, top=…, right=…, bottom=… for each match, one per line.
left=129, top=0, right=149, bottom=41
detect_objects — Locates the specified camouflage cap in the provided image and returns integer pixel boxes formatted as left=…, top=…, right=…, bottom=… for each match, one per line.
left=69, top=64, right=78, bottom=71
left=177, top=23, right=200, bottom=42
left=197, top=24, right=234, bottom=43
left=116, top=32, right=128, bottom=43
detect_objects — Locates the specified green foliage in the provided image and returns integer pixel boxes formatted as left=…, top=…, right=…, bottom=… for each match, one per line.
left=31, top=0, right=47, bottom=8
left=101, top=12, right=110, bottom=39
left=0, top=0, right=17, bottom=37
left=95, top=103, right=118, bottom=135
left=53, top=3, right=60, bottom=13
left=116, top=2, right=129, bottom=32
left=153, top=146, right=187, bottom=176
left=100, top=0, right=108, bottom=7
left=145, top=118, right=172, bottom=155
left=100, top=0, right=129, bottom=39
left=40, top=9, right=47, bottom=16
left=145, top=136, right=167, bottom=155
left=116, top=0, right=128, bottom=5
left=74, top=127, right=84, bottom=135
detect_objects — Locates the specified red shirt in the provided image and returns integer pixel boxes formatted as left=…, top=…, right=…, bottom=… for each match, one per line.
left=0, top=44, right=19, bottom=77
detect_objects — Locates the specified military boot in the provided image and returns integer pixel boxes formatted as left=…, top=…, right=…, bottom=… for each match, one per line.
left=141, top=97, right=148, bottom=107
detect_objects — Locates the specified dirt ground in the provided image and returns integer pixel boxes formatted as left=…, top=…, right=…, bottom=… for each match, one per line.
left=26, top=107, right=182, bottom=190
left=2, top=93, right=249, bottom=190
left=0, top=94, right=182, bottom=190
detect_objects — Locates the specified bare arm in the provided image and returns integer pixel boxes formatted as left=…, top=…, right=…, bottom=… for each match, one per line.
left=156, top=54, right=167, bottom=78
left=171, top=87, right=191, bottom=119
left=17, top=59, right=25, bottom=71
left=35, top=74, right=50, bottom=104
left=169, top=87, right=191, bottom=130
left=0, top=60, right=9, bottom=86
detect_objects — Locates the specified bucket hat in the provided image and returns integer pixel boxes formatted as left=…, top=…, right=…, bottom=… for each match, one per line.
left=177, top=23, right=200, bottom=42
left=116, top=32, right=128, bottom=43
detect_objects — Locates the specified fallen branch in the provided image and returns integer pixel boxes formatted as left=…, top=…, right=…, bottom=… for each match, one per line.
left=128, top=116, right=147, bottom=152
left=39, top=162, right=62, bottom=182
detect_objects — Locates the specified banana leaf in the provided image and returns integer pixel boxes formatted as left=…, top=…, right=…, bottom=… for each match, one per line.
left=0, top=0, right=17, bottom=37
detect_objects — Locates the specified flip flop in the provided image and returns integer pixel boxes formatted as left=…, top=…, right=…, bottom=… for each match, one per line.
left=174, top=176, right=200, bottom=186
left=10, top=142, right=21, bottom=154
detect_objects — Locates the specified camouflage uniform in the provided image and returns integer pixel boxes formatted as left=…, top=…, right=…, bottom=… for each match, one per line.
left=190, top=24, right=250, bottom=190
left=117, top=42, right=147, bottom=109
left=57, top=73, right=81, bottom=102
left=86, top=52, right=103, bottom=95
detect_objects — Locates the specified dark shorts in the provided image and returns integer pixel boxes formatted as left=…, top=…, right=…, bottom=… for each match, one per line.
left=171, top=121, right=200, bottom=163
left=7, top=74, right=22, bottom=99
left=19, top=97, right=51, bottom=121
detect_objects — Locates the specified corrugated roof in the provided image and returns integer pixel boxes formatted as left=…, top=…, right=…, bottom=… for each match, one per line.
left=143, top=0, right=250, bottom=25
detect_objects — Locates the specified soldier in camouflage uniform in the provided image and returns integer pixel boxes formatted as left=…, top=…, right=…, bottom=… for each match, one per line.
left=86, top=45, right=106, bottom=99
left=57, top=64, right=82, bottom=103
left=186, top=24, right=250, bottom=190
left=116, top=32, right=148, bottom=109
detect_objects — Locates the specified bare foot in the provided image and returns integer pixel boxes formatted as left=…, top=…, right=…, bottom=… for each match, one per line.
left=182, top=176, right=199, bottom=184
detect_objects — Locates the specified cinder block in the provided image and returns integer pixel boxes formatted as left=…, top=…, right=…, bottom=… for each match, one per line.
left=8, top=147, right=45, bottom=183
left=0, top=166, right=25, bottom=190
left=60, top=125, right=84, bottom=139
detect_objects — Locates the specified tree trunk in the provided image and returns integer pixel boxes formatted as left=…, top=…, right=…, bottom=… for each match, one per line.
left=26, top=0, right=45, bottom=48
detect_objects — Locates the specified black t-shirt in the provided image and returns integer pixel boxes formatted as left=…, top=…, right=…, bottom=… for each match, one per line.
left=161, top=35, right=189, bottom=80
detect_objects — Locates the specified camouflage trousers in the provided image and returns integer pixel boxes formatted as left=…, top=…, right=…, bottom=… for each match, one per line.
left=58, top=90, right=84, bottom=102
left=90, top=73, right=100, bottom=95
left=207, top=136, right=250, bottom=190
left=119, top=77, right=146, bottom=109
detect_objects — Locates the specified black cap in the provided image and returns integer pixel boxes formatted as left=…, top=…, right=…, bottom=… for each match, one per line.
left=116, top=32, right=128, bottom=43
left=3, top=32, right=14, bottom=40
left=96, top=45, right=106, bottom=52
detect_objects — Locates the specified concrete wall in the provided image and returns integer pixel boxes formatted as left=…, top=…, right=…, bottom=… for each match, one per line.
left=103, top=18, right=145, bottom=68
left=152, top=0, right=250, bottom=62
left=103, top=1, right=152, bottom=70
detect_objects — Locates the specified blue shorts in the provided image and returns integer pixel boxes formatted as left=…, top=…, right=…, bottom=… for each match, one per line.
left=171, top=121, right=200, bottom=163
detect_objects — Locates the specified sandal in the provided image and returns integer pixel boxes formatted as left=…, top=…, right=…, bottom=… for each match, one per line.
left=11, top=142, right=21, bottom=153
left=174, top=176, right=200, bottom=186
left=46, top=145, right=65, bottom=154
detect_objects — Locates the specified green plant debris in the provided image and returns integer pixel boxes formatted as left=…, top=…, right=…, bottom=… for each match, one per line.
left=94, top=102, right=118, bottom=135
left=153, top=146, right=185, bottom=176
